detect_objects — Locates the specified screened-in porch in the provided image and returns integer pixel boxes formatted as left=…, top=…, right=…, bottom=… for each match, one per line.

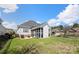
left=31, top=28, right=43, bottom=38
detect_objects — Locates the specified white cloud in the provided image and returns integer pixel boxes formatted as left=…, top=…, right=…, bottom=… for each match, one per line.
left=48, top=19, right=61, bottom=27
left=0, top=4, right=19, bottom=13
left=2, top=21, right=17, bottom=29
left=57, top=4, right=79, bottom=25
left=48, top=4, right=79, bottom=27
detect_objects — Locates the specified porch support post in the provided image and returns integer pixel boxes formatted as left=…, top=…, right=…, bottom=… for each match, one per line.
left=40, top=28, right=42, bottom=38
left=36, top=29, right=38, bottom=38
left=19, top=34, right=21, bottom=39
left=34, top=30, right=36, bottom=37
left=50, top=27, right=51, bottom=37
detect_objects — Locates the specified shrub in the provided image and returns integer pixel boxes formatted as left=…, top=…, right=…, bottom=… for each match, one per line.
left=6, top=44, right=39, bottom=54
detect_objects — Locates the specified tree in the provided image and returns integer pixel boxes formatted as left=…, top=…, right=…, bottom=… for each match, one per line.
left=73, top=23, right=79, bottom=28
left=63, top=25, right=71, bottom=37
left=59, top=25, right=63, bottom=30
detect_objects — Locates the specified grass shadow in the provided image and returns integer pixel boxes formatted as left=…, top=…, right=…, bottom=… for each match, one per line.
left=0, top=34, right=13, bottom=54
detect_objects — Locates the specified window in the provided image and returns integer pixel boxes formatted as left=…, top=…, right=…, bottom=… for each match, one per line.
left=23, top=28, right=28, bottom=32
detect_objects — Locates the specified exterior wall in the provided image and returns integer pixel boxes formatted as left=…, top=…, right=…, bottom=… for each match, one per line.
left=17, top=25, right=50, bottom=38
left=16, top=28, right=31, bottom=36
left=43, top=25, right=49, bottom=38
left=17, top=28, right=23, bottom=34
left=0, top=31, right=5, bottom=35
left=0, top=24, right=6, bottom=35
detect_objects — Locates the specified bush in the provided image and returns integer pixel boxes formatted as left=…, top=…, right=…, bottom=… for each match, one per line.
left=0, top=33, right=13, bottom=50
left=6, top=44, right=39, bottom=54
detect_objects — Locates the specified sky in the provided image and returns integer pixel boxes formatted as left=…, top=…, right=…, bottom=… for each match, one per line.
left=0, top=4, right=79, bottom=29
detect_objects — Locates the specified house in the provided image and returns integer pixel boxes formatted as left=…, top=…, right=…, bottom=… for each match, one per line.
left=66, top=28, right=79, bottom=36
left=0, top=18, right=6, bottom=35
left=31, top=22, right=50, bottom=38
left=6, top=28, right=15, bottom=34
left=16, top=20, right=51, bottom=39
left=50, top=26, right=64, bottom=36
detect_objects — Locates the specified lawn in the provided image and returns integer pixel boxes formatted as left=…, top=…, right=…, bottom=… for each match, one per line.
left=1, top=36, right=79, bottom=54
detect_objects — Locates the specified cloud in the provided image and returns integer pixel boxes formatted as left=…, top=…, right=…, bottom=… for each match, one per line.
left=48, top=19, right=61, bottom=27
left=0, top=4, right=19, bottom=13
left=2, top=21, right=17, bottom=29
left=57, top=4, right=79, bottom=25
left=48, top=4, right=79, bottom=27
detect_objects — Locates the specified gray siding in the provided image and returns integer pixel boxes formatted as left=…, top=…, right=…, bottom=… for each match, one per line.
left=0, top=24, right=6, bottom=35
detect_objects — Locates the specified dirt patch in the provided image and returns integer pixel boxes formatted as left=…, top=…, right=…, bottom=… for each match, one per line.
left=47, top=43, right=76, bottom=53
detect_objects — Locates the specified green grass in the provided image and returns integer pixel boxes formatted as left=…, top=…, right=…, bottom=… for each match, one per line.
left=1, top=36, right=79, bottom=54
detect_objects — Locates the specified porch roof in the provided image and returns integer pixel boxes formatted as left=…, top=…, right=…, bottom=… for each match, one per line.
left=31, top=22, right=48, bottom=30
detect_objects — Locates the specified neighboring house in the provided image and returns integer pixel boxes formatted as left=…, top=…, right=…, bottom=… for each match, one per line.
left=6, top=28, right=15, bottom=34
left=16, top=20, right=51, bottom=38
left=66, top=28, right=79, bottom=36
left=51, top=29, right=64, bottom=36
left=0, top=18, right=6, bottom=35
